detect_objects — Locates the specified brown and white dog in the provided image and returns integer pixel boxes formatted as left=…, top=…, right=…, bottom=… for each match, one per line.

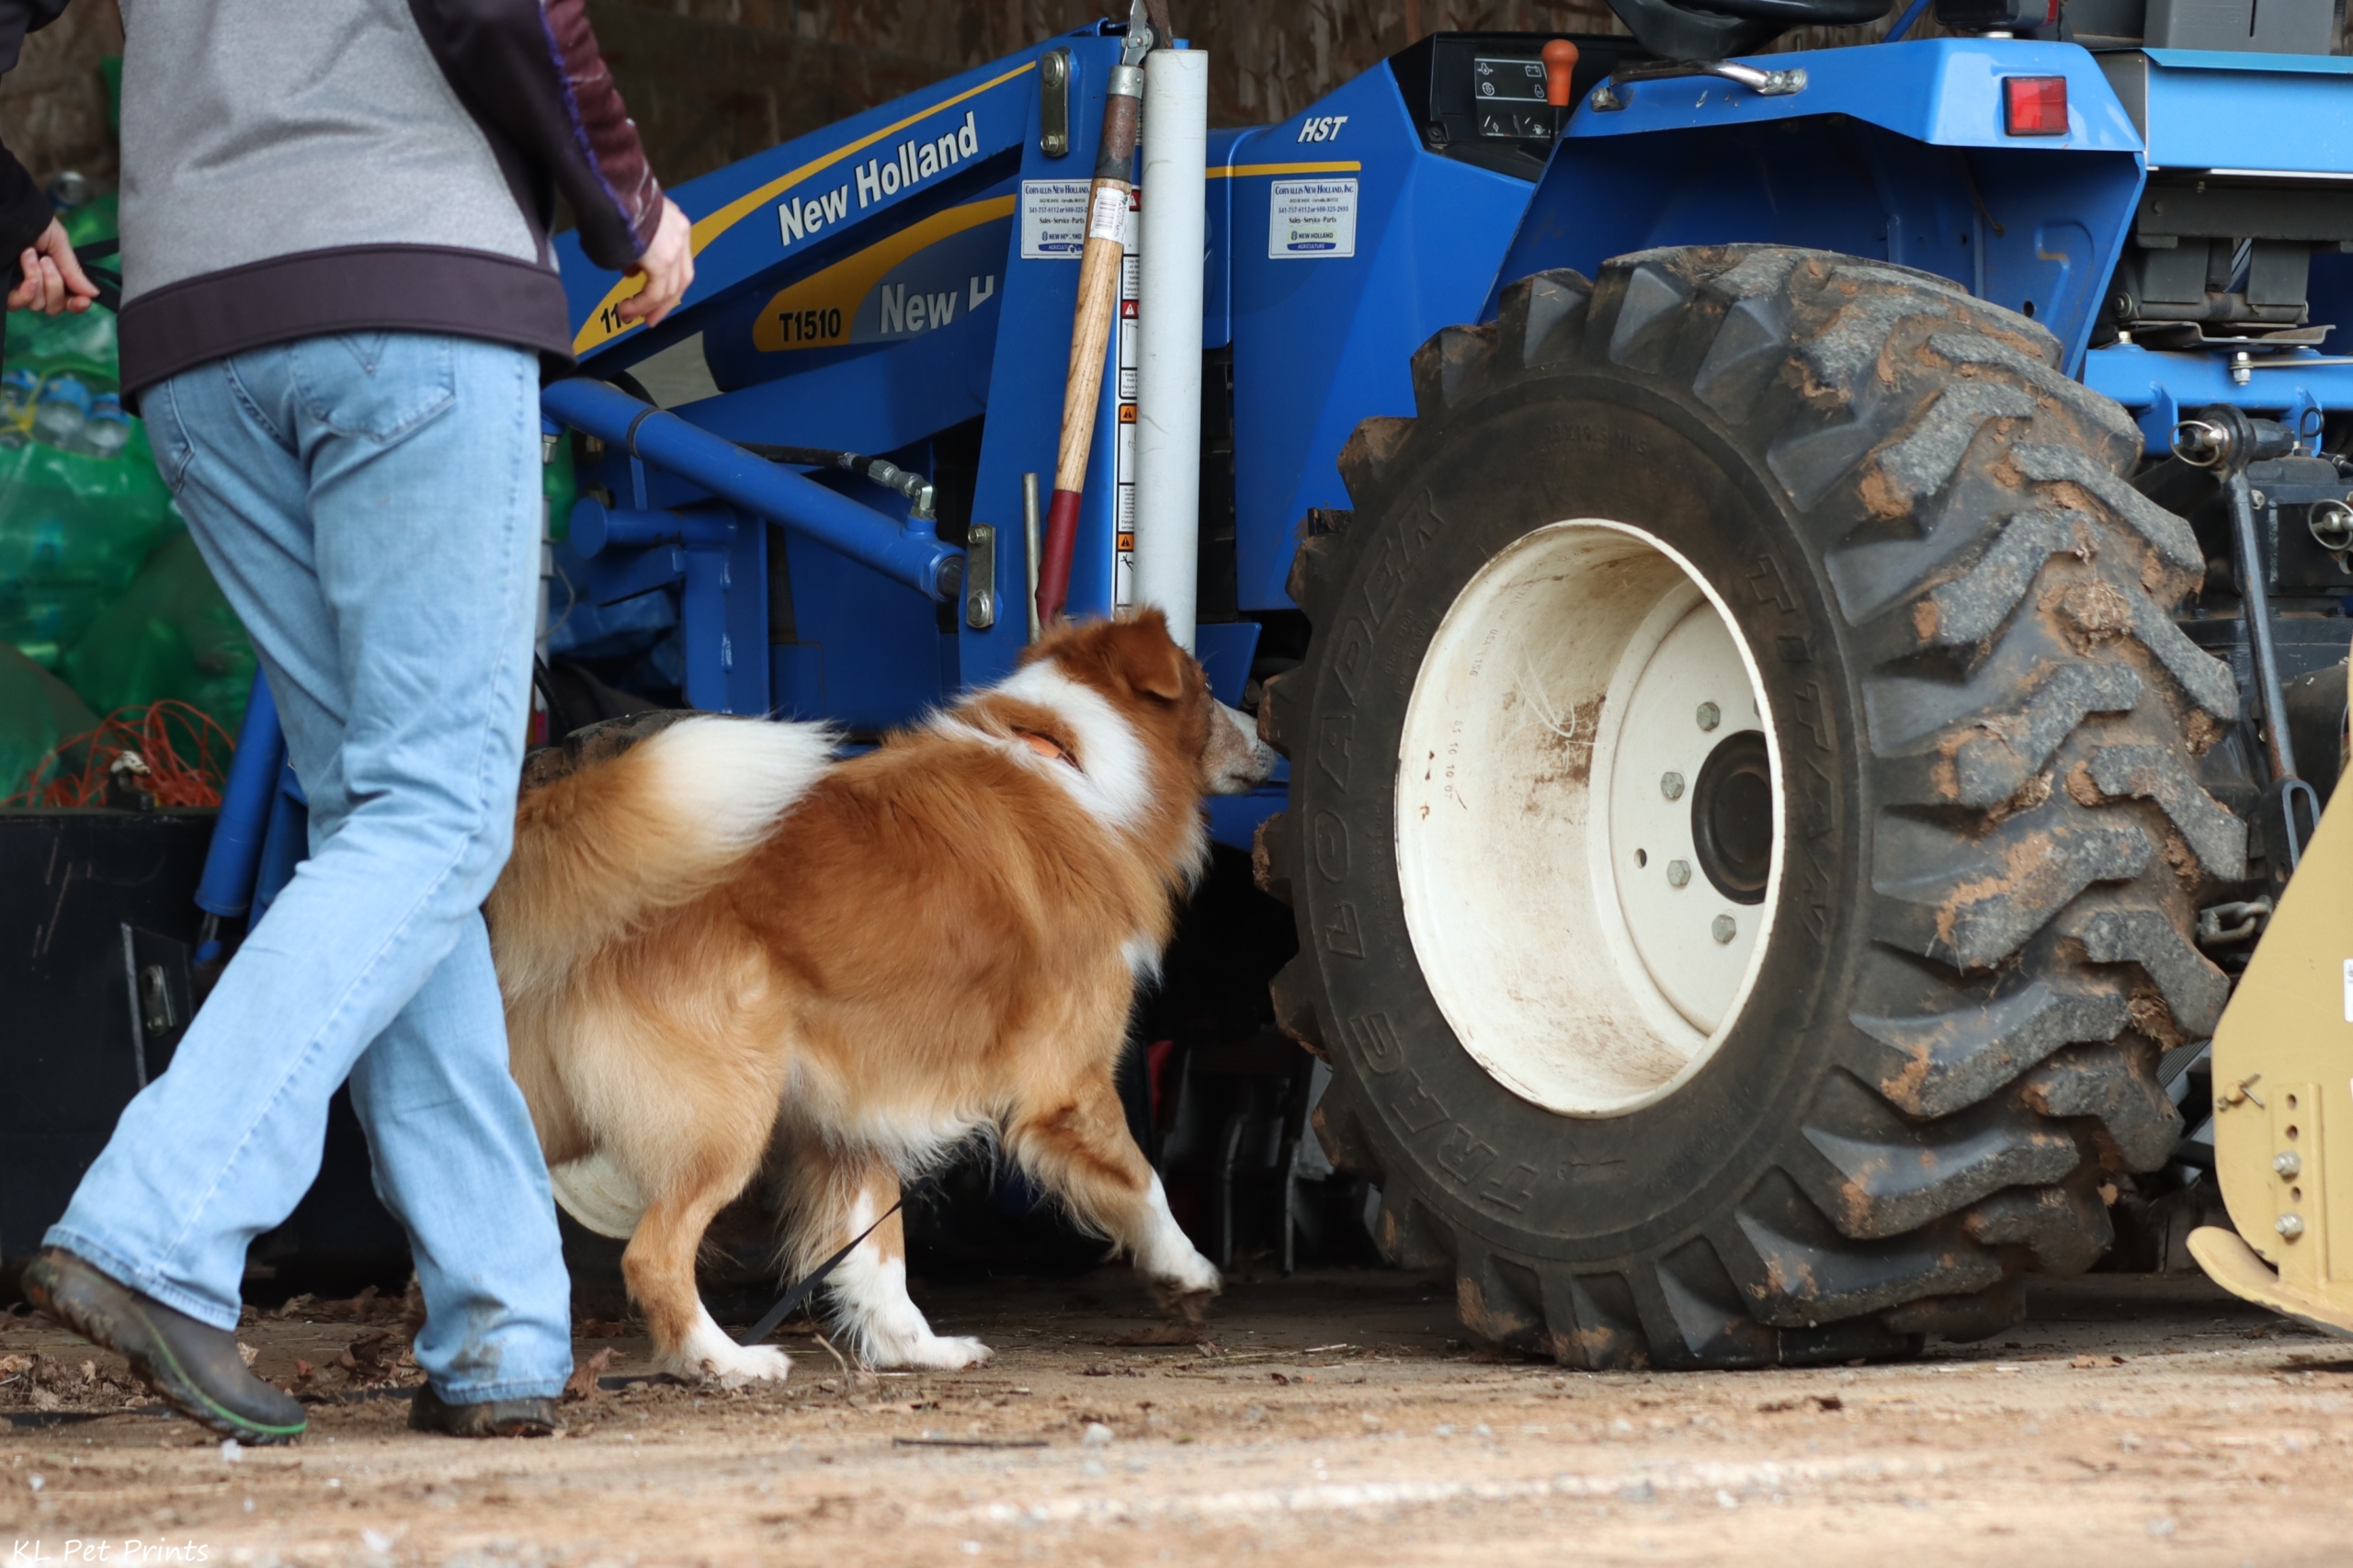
left=489, top=611, right=1274, bottom=1381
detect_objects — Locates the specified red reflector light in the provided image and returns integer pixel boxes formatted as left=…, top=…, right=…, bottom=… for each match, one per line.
left=2003, top=75, right=2068, bottom=136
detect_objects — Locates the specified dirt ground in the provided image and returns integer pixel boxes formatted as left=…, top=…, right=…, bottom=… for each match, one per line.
left=4, top=1266, right=2351, bottom=1568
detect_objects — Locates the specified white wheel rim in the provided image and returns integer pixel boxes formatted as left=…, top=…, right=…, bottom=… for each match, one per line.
left=1393, top=519, right=1784, bottom=1119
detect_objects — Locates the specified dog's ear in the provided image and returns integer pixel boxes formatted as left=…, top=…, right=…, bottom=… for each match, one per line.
left=1115, top=612, right=1188, bottom=702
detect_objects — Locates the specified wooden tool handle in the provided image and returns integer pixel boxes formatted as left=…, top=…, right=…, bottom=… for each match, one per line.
left=1052, top=203, right=1127, bottom=494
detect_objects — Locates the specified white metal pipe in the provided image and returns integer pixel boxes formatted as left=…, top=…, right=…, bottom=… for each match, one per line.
left=1023, top=470, right=1042, bottom=642
left=1133, top=46, right=1209, bottom=653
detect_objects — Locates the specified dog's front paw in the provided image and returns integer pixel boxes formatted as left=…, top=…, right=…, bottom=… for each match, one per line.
left=906, top=1334, right=994, bottom=1370
left=1148, top=1243, right=1223, bottom=1318
left=1153, top=1245, right=1222, bottom=1299
left=870, top=1331, right=994, bottom=1370
left=660, top=1339, right=792, bottom=1388
left=1152, top=1286, right=1216, bottom=1329
left=715, top=1342, right=794, bottom=1385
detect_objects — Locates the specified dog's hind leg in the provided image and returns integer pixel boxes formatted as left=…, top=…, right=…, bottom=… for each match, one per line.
left=585, top=950, right=795, bottom=1384
left=782, top=1150, right=990, bottom=1369
left=1006, top=1074, right=1221, bottom=1323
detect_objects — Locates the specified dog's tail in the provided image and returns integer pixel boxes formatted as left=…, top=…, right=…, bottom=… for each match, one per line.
left=491, top=713, right=833, bottom=1003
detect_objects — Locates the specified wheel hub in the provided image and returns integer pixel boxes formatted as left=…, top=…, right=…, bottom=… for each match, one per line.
left=1393, top=520, right=1783, bottom=1119
left=1693, top=729, right=1773, bottom=903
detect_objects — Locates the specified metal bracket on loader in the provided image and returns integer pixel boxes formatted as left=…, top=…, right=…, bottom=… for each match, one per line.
left=2192, top=644, right=2353, bottom=1338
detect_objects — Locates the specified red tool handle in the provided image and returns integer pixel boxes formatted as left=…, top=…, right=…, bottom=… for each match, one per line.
left=1034, top=487, right=1085, bottom=627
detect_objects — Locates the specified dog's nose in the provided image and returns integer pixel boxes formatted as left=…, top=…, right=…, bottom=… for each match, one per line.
left=1212, top=702, right=1276, bottom=791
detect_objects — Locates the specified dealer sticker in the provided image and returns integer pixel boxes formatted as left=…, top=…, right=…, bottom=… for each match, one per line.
left=1021, top=179, right=1090, bottom=258
left=1268, top=177, right=1358, bottom=259
left=1087, top=184, right=1131, bottom=243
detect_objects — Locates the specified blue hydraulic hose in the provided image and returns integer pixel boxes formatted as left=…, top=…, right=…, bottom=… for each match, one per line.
left=194, top=672, right=283, bottom=923
left=250, top=759, right=309, bottom=926
left=1886, top=0, right=1934, bottom=40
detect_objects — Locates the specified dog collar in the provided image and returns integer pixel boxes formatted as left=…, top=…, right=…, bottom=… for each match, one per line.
left=1013, top=729, right=1074, bottom=767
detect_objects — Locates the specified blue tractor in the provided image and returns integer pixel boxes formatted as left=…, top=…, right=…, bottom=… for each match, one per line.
left=195, top=0, right=2353, bottom=1360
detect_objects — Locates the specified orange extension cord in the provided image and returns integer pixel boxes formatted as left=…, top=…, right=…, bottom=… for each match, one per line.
left=6, top=699, right=235, bottom=808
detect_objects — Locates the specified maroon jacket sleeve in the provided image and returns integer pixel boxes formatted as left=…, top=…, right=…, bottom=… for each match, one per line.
left=406, top=0, right=664, bottom=272
left=0, top=0, right=74, bottom=263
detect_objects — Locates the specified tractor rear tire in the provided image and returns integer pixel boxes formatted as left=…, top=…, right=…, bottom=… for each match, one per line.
left=1256, top=246, right=2240, bottom=1366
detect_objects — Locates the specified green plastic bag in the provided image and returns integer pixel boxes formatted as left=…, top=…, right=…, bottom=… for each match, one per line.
left=544, top=431, right=578, bottom=542
left=62, top=529, right=254, bottom=736
left=0, top=430, right=178, bottom=666
left=63, top=188, right=116, bottom=249
left=6, top=305, right=119, bottom=390
left=0, top=638, right=97, bottom=795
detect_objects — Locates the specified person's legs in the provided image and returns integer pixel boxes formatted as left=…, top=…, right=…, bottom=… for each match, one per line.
left=45, top=332, right=568, bottom=1403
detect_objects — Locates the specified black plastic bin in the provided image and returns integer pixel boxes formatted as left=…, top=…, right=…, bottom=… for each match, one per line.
left=0, top=809, right=407, bottom=1300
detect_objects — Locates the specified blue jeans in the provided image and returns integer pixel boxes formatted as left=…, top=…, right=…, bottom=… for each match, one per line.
left=46, top=333, right=572, bottom=1403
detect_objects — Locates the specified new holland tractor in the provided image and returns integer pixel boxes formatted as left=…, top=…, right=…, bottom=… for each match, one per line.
left=189, top=0, right=2353, bottom=1362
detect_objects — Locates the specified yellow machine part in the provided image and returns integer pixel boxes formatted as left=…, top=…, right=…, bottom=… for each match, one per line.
left=2190, top=659, right=2353, bottom=1337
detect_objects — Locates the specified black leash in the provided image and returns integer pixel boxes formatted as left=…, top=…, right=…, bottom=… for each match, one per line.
left=735, top=1196, right=904, bottom=1347
left=62, top=235, right=122, bottom=313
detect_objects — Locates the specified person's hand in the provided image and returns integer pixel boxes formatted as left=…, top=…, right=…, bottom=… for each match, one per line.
left=6, top=218, right=97, bottom=315
left=618, top=198, right=692, bottom=328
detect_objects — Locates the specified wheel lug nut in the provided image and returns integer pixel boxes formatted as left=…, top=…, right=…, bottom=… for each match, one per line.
left=1666, top=859, right=1691, bottom=888
left=1660, top=771, right=1686, bottom=800
left=1711, top=915, right=1736, bottom=944
left=2279, top=1213, right=2306, bottom=1240
left=1696, top=702, right=1720, bottom=732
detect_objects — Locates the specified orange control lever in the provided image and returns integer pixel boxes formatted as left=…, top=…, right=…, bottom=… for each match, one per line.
left=1541, top=39, right=1579, bottom=108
